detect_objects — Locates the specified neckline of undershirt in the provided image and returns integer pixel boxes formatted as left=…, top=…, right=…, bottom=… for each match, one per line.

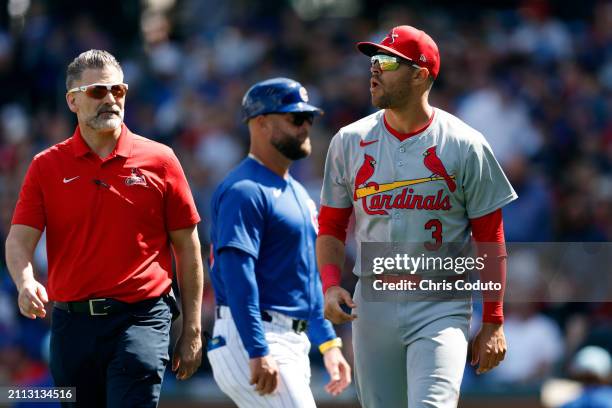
left=383, top=109, right=436, bottom=142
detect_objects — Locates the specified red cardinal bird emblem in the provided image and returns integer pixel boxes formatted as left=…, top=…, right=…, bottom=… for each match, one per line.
left=125, top=167, right=147, bottom=187
left=354, top=154, right=379, bottom=200
left=423, top=146, right=456, bottom=192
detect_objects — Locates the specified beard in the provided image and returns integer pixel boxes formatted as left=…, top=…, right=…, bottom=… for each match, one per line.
left=86, top=105, right=124, bottom=130
left=271, top=130, right=311, bottom=161
left=372, top=79, right=412, bottom=109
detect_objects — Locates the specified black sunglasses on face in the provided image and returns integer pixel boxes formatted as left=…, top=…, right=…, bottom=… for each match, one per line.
left=289, top=112, right=315, bottom=126
left=264, top=112, right=315, bottom=126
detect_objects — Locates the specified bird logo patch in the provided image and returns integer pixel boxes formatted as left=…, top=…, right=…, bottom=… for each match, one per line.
left=354, top=154, right=378, bottom=201
left=125, top=168, right=148, bottom=187
left=423, top=146, right=456, bottom=192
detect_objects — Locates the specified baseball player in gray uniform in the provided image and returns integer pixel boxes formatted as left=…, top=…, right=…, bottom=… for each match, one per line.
left=316, top=25, right=518, bottom=407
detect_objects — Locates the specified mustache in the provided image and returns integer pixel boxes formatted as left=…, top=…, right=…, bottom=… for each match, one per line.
left=97, top=105, right=121, bottom=115
left=296, top=129, right=309, bottom=140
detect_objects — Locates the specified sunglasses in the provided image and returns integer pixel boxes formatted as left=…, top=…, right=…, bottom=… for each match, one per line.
left=67, top=83, right=129, bottom=99
left=290, top=112, right=315, bottom=126
left=371, top=54, right=421, bottom=71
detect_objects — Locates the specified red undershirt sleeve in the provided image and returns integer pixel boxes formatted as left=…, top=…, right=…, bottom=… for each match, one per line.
left=317, top=205, right=353, bottom=293
left=318, top=205, right=352, bottom=244
left=469, top=208, right=506, bottom=324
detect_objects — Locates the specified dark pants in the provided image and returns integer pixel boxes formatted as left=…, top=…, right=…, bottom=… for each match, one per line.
left=50, top=297, right=173, bottom=408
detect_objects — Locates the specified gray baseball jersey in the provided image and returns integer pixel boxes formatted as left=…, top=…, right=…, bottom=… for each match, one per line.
left=321, top=108, right=518, bottom=276
left=320, top=107, right=517, bottom=408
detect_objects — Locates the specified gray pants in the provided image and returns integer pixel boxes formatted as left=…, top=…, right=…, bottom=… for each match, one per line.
left=352, top=279, right=471, bottom=408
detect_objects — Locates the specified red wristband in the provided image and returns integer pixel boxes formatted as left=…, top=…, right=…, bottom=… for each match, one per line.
left=321, top=264, right=342, bottom=294
left=482, top=301, right=504, bottom=324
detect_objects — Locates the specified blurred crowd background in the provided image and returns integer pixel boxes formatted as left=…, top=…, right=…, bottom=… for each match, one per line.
left=0, top=0, right=611, bottom=406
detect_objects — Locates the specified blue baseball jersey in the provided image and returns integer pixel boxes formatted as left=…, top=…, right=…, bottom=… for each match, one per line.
left=209, top=156, right=335, bottom=356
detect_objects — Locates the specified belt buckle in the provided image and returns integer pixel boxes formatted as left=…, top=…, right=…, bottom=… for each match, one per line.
left=89, top=298, right=109, bottom=316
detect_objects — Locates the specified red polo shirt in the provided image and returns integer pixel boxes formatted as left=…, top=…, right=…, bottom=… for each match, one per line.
left=12, top=124, right=201, bottom=303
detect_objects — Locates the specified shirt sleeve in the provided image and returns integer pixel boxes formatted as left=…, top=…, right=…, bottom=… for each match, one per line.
left=12, top=158, right=46, bottom=231
left=163, top=150, right=201, bottom=231
left=320, top=132, right=353, bottom=208
left=307, top=314, right=337, bottom=350
left=214, top=181, right=266, bottom=258
left=217, top=248, right=269, bottom=358
left=461, top=136, right=518, bottom=218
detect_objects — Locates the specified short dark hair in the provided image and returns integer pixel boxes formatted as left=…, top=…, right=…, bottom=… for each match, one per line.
left=66, top=50, right=122, bottom=90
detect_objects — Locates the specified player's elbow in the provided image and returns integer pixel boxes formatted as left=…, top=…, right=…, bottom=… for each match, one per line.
left=316, top=234, right=344, bottom=247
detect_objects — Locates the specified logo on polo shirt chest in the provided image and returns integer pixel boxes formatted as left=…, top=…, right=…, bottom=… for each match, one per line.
left=125, top=168, right=147, bottom=187
left=63, top=176, right=80, bottom=184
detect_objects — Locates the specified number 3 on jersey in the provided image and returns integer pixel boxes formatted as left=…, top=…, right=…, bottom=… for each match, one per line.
left=424, top=219, right=442, bottom=250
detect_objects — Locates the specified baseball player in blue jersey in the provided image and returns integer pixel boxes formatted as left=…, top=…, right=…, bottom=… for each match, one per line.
left=208, top=77, right=351, bottom=407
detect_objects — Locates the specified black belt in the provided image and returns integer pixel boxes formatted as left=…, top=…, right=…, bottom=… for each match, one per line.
left=216, top=306, right=308, bottom=333
left=55, top=297, right=155, bottom=316
left=261, top=310, right=308, bottom=333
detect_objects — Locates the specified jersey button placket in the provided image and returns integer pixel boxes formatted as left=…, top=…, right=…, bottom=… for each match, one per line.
left=398, top=143, right=409, bottom=166
left=393, top=143, right=409, bottom=242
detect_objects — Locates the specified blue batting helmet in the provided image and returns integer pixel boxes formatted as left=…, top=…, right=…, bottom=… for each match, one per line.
left=242, top=77, right=323, bottom=122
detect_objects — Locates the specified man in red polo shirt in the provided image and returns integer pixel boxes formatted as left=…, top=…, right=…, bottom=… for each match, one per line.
left=6, top=49, right=203, bottom=407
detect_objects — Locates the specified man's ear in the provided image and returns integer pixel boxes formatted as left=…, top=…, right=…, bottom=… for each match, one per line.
left=255, top=115, right=271, bottom=131
left=66, top=92, right=78, bottom=113
left=414, top=67, right=431, bottom=86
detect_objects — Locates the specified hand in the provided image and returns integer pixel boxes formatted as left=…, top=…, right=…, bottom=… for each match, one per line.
left=470, top=323, right=507, bottom=375
left=172, top=329, right=203, bottom=380
left=17, top=279, right=48, bottom=319
left=322, top=347, right=351, bottom=396
left=249, top=355, right=279, bottom=396
left=324, top=286, right=357, bottom=324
